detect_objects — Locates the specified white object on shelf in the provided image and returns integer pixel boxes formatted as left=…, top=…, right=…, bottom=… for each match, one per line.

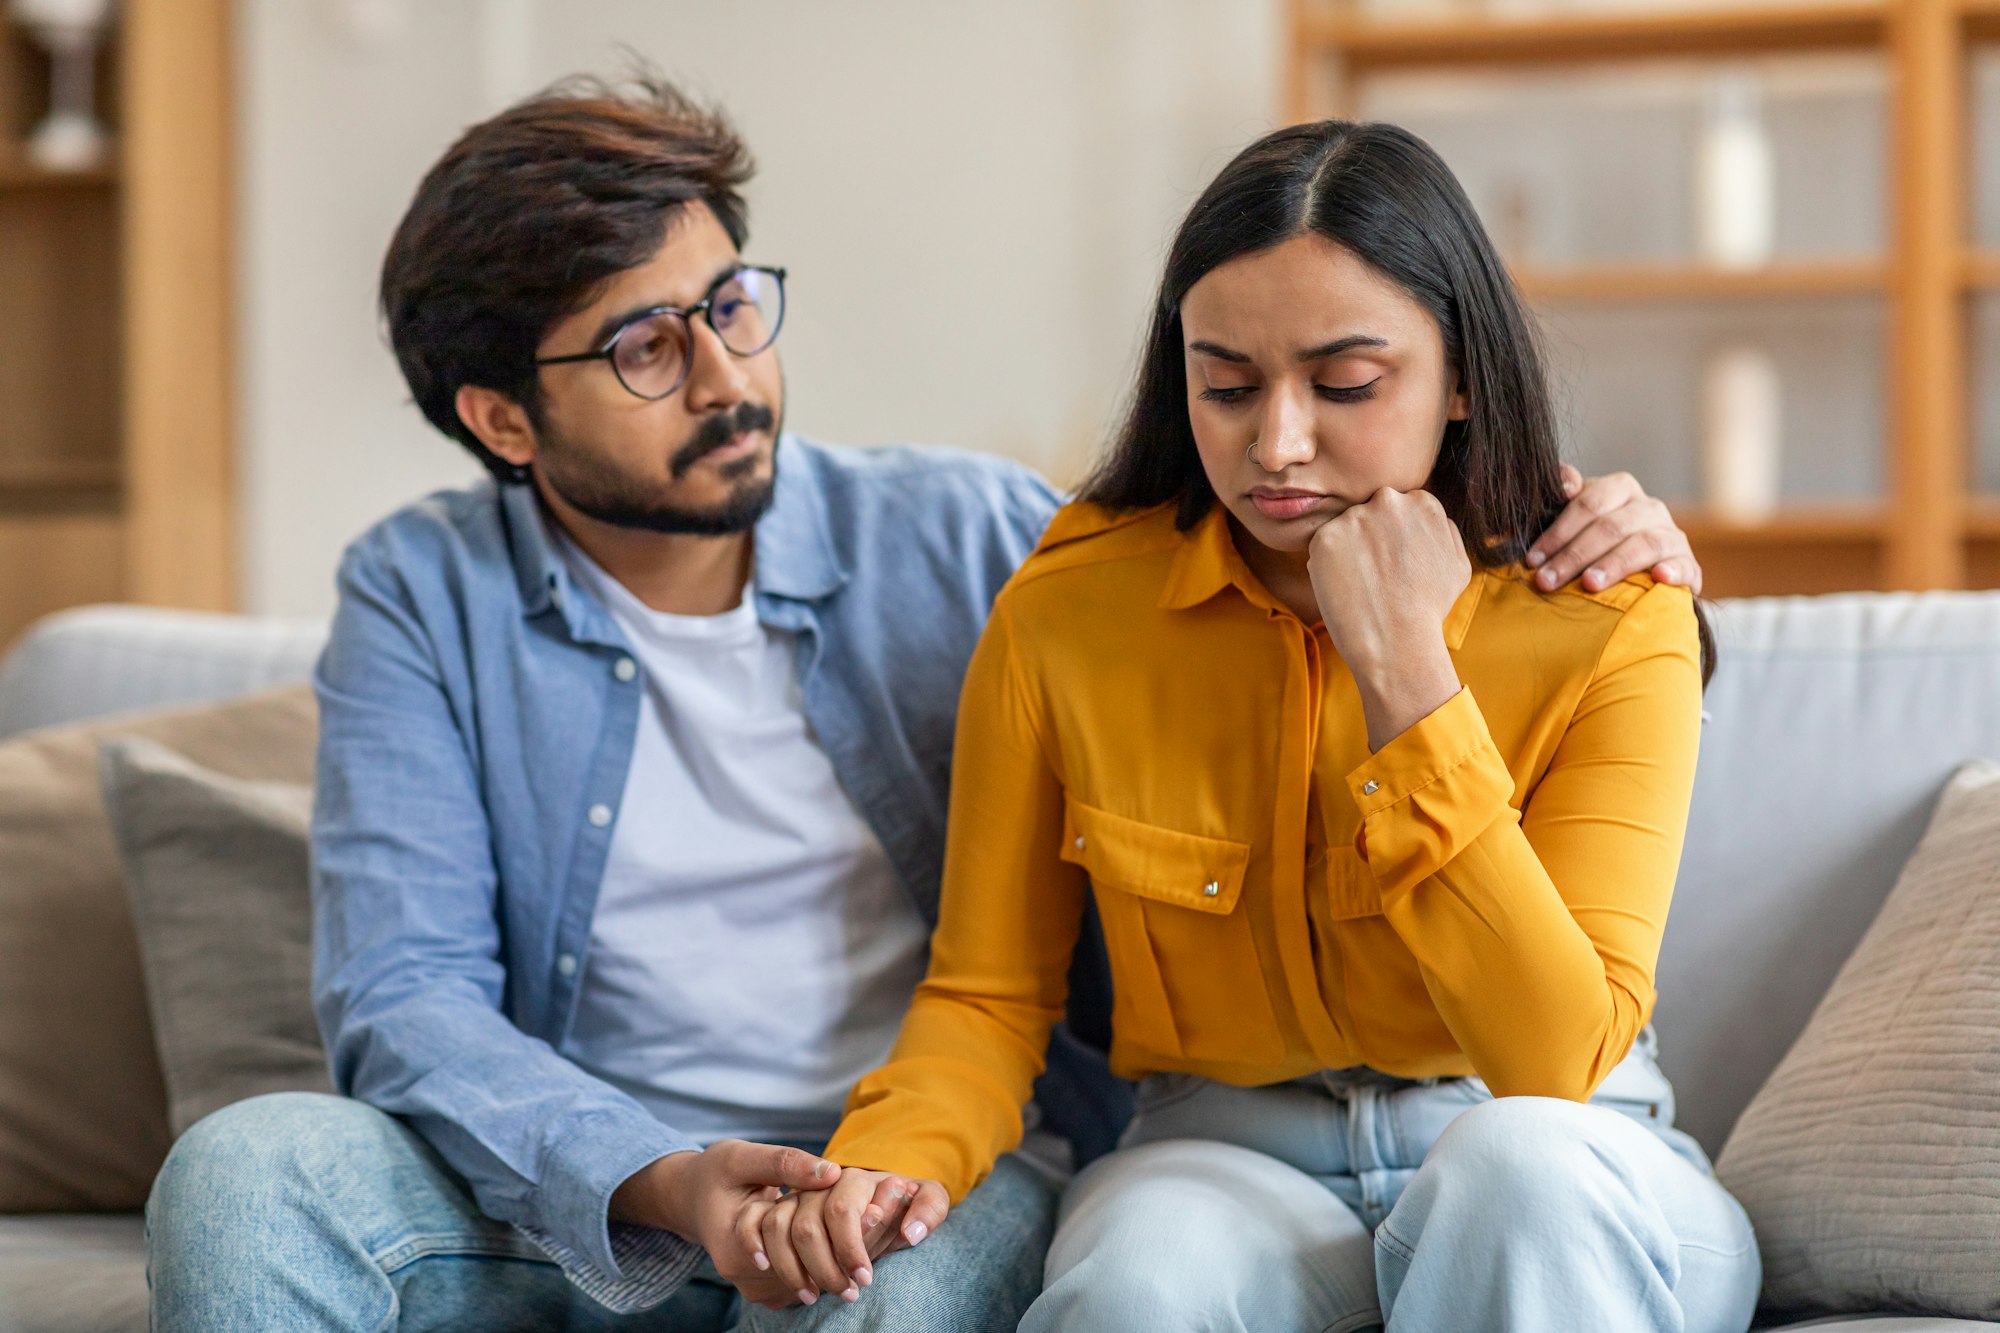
left=1701, top=343, right=1783, bottom=523
left=8, top=0, right=115, bottom=172
left=1695, top=71, right=1776, bottom=270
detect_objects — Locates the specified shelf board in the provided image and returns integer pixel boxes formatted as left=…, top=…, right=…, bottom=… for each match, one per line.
left=0, top=462, right=122, bottom=496
left=1516, top=259, right=1883, bottom=303
left=1308, top=3, right=1887, bottom=73
left=1960, top=251, right=2000, bottom=289
left=0, top=161, right=116, bottom=190
left=1959, top=499, right=2000, bottom=538
left=1670, top=504, right=1887, bottom=544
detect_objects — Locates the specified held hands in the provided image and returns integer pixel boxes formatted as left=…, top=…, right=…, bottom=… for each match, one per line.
left=736, top=1166, right=950, bottom=1309
left=611, top=1140, right=845, bottom=1310
left=1307, top=487, right=1469, bottom=752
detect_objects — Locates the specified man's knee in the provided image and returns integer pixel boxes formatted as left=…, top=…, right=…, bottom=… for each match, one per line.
left=149, top=1092, right=395, bottom=1225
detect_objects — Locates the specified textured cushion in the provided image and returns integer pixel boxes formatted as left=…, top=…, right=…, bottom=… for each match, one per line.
left=0, top=1214, right=147, bottom=1332
left=1718, top=761, right=2000, bottom=1322
left=0, top=686, right=315, bottom=1213
left=101, top=738, right=328, bottom=1137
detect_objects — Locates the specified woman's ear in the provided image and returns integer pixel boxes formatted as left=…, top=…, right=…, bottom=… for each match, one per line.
left=456, top=384, right=538, bottom=472
left=1446, top=370, right=1471, bottom=423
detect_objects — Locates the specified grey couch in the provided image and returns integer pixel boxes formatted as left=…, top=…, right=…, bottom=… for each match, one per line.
left=3, top=594, right=2000, bottom=1331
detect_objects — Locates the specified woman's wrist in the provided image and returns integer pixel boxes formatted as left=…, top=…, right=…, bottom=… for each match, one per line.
left=1350, top=630, right=1461, bottom=752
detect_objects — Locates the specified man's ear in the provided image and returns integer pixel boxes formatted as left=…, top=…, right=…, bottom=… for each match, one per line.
left=456, top=385, right=538, bottom=472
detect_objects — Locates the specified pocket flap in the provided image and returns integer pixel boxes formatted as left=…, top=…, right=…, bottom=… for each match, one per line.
left=1059, top=797, right=1250, bottom=914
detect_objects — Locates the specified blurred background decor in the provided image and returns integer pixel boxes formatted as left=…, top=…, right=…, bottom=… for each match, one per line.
left=19, top=1, right=2000, bottom=640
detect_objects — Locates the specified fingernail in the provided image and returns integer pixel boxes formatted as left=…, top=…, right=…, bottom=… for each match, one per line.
left=854, top=1266, right=872, bottom=1287
left=798, top=1290, right=817, bottom=1306
left=905, top=1220, right=928, bottom=1244
left=842, top=1286, right=861, bottom=1304
left=1537, top=567, right=1558, bottom=589
left=1585, top=566, right=1605, bottom=588
left=863, top=1208, right=882, bottom=1228
left=753, top=1251, right=769, bottom=1272
left=813, top=1160, right=832, bottom=1180
left=1657, top=562, right=1677, bottom=584
left=1525, top=549, right=1545, bottom=568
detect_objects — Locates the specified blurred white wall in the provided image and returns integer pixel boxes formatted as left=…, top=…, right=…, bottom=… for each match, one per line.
left=238, top=0, right=1282, bottom=616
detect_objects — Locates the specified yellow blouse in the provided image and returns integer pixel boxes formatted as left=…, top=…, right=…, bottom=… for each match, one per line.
left=824, top=498, right=1705, bottom=1202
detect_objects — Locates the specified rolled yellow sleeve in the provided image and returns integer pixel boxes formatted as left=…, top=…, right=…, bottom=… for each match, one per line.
left=1347, top=583, right=1703, bottom=1101
left=825, top=600, right=1087, bottom=1202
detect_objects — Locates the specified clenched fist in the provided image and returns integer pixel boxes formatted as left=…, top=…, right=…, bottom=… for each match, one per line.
left=1306, top=487, right=1469, bottom=751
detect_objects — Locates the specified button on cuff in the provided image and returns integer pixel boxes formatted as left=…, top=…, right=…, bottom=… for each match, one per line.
left=588, top=804, right=614, bottom=827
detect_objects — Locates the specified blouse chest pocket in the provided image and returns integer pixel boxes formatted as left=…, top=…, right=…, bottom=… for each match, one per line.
left=1060, top=798, right=1285, bottom=1065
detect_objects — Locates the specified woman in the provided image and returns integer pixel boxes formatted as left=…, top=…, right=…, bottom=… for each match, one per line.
left=757, top=121, right=1758, bottom=1331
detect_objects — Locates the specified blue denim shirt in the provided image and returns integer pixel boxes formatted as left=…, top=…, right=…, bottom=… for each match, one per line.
left=311, top=435, right=1115, bottom=1305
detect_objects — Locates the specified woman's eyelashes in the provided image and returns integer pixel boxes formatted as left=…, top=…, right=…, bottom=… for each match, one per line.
left=1196, top=377, right=1382, bottom=405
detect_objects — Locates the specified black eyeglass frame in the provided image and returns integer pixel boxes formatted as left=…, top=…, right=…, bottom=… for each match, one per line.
left=531, top=264, right=788, bottom=401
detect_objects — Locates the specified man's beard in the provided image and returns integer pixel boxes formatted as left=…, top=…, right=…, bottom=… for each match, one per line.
left=534, top=399, right=781, bottom=536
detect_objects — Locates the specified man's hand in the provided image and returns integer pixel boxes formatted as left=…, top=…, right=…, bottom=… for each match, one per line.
left=1527, top=466, right=1703, bottom=596
left=610, top=1140, right=840, bottom=1310
left=743, top=1166, right=950, bottom=1308
left=1308, top=486, right=1469, bottom=752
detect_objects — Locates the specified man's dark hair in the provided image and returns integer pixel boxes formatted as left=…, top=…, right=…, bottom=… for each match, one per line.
left=1081, top=119, right=1715, bottom=683
left=380, top=72, right=754, bottom=483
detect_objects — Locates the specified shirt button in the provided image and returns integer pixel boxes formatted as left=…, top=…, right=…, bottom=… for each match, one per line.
left=556, top=953, right=578, bottom=978
left=1202, top=881, right=1219, bottom=897
left=1363, top=780, right=1379, bottom=796
left=588, top=803, right=613, bottom=827
left=1074, top=836, right=1086, bottom=851
left=614, top=657, right=637, bottom=682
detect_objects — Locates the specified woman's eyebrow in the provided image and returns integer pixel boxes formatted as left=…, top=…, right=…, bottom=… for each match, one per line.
left=1187, top=340, right=1251, bottom=363
left=1297, top=335, right=1388, bottom=362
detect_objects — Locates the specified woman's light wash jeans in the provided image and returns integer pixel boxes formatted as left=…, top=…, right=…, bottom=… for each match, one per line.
left=1023, top=1033, right=1760, bottom=1333
left=145, top=1092, right=1057, bottom=1332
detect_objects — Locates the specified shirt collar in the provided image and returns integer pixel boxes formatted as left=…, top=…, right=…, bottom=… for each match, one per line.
left=1157, top=501, right=1485, bottom=648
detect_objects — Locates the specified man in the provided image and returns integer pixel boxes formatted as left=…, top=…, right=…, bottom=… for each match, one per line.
left=145, top=74, right=1702, bottom=1330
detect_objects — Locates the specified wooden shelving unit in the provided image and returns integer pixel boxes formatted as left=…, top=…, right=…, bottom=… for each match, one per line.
left=0, top=1, right=234, bottom=649
left=1291, top=0, right=2000, bottom=599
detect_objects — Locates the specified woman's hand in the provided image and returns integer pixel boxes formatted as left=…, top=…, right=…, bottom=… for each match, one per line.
left=740, top=1166, right=950, bottom=1308
left=1308, top=487, right=1468, bottom=751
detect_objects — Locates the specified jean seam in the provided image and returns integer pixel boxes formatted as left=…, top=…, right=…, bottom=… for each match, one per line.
left=372, top=1231, right=553, bottom=1273
left=1373, top=1218, right=1415, bottom=1263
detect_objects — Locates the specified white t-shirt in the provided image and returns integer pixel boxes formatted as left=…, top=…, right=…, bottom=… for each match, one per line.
left=555, top=537, right=931, bottom=1148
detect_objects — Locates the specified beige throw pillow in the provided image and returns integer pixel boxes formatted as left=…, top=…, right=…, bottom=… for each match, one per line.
left=101, top=738, right=329, bottom=1137
left=0, top=687, right=315, bottom=1213
left=1717, top=760, right=2000, bottom=1321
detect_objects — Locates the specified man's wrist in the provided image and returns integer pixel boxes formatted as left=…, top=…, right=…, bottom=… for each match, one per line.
left=610, top=1148, right=700, bottom=1241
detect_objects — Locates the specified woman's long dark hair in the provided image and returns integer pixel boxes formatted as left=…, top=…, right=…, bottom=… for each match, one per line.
left=1081, top=120, right=1715, bottom=684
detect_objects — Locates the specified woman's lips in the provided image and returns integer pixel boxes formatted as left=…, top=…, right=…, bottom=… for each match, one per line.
left=1248, top=488, right=1334, bottom=521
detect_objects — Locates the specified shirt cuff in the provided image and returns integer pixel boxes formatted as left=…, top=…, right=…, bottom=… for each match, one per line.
left=1347, top=686, right=1517, bottom=898
left=529, top=1109, right=701, bottom=1299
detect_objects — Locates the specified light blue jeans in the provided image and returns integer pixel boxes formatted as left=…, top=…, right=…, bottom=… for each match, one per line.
left=145, top=1092, right=1057, bottom=1332
left=1025, top=1047, right=1761, bottom=1332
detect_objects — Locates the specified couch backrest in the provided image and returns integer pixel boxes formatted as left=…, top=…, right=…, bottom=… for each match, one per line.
left=13, top=596, right=2000, bottom=1161
left=1662, top=590, right=2000, bottom=1154
left=0, top=606, right=327, bottom=740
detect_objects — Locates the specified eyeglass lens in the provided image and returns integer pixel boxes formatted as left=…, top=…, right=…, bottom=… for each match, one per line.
left=608, top=269, right=784, bottom=400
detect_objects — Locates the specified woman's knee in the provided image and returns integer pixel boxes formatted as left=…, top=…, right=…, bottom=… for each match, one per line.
left=1403, top=1096, right=1647, bottom=1225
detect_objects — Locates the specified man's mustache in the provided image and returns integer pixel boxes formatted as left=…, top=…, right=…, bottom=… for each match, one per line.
left=669, top=401, right=777, bottom=479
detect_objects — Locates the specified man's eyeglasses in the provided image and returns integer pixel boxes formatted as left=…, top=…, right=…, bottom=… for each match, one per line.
left=533, top=265, right=787, bottom=401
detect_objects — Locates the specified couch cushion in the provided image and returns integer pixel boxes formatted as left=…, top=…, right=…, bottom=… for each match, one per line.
left=1718, top=761, right=2000, bottom=1322
left=1663, top=592, right=2000, bottom=1154
left=0, top=687, right=316, bottom=1213
left=102, top=738, right=328, bottom=1137
left=0, top=1213, right=147, bottom=1332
